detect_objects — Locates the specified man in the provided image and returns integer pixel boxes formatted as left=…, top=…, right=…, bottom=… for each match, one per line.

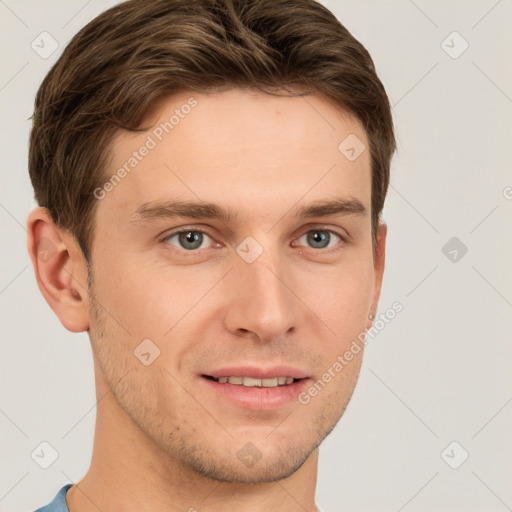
left=27, top=0, right=395, bottom=510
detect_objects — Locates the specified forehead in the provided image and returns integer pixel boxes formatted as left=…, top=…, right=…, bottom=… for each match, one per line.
left=101, top=88, right=371, bottom=223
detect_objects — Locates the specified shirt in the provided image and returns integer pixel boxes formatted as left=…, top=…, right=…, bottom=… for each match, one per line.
left=32, top=484, right=325, bottom=511
left=33, top=484, right=71, bottom=512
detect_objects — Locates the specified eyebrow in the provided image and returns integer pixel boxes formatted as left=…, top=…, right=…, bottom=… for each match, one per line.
left=129, top=197, right=366, bottom=225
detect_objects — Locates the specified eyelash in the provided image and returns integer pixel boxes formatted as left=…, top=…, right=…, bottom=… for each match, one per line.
left=160, top=225, right=348, bottom=254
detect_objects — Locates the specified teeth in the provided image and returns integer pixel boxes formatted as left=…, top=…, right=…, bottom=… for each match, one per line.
left=242, top=377, right=261, bottom=387
left=213, top=376, right=296, bottom=387
left=262, top=378, right=278, bottom=388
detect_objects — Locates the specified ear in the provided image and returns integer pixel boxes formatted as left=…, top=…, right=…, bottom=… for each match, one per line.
left=26, top=207, right=90, bottom=333
left=370, top=222, right=387, bottom=315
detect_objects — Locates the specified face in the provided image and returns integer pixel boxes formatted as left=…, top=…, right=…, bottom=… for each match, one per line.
left=86, top=88, right=385, bottom=483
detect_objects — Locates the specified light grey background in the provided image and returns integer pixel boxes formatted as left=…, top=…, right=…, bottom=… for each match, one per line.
left=1, top=1, right=511, bottom=511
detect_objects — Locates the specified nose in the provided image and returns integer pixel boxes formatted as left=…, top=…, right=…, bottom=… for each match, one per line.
left=222, top=245, right=300, bottom=343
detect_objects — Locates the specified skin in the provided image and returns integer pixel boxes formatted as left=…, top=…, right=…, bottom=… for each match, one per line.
left=27, top=88, right=386, bottom=512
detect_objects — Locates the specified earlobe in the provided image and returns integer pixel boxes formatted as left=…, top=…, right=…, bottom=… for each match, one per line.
left=26, top=207, right=90, bottom=333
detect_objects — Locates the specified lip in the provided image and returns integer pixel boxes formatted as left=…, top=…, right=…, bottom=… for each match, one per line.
left=200, top=366, right=311, bottom=411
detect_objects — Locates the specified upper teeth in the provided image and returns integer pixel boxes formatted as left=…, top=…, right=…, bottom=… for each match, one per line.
left=215, top=376, right=295, bottom=387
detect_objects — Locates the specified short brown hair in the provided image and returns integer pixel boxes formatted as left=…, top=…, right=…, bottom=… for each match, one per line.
left=29, top=0, right=395, bottom=262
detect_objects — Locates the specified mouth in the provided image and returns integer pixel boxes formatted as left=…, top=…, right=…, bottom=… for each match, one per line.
left=199, top=367, right=310, bottom=410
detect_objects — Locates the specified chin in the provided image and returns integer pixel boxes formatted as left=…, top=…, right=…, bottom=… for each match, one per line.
left=183, top=445, right=314, bottom=484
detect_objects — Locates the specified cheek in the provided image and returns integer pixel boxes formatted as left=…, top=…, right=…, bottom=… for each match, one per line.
left=301, top=258, right=375, bottom=334
left=91, top=255, right=190, bottom=339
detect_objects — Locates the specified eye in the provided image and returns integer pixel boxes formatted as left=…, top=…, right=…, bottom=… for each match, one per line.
left=296, top=229, right=343, bottom=250
left=163, top=230, right=214, bottom=251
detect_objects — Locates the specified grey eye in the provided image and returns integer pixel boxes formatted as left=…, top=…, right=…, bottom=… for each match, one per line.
left=308, top=231, right=330, bottom=248
left=166, top=231, right=212, bottom=250
left=297, top=230, right=341, bottom=250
